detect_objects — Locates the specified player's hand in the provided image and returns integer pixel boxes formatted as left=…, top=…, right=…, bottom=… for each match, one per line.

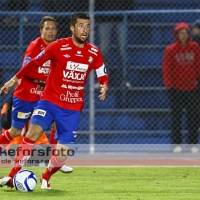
left=99, top=84, right=108, bottom=100
left=0, top=79, right=16, bottom=94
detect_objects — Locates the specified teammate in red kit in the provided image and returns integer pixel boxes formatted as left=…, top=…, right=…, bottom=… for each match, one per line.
left=0, top=16, right=72, bottom=174
left=0, top=12, right=109, bottom=189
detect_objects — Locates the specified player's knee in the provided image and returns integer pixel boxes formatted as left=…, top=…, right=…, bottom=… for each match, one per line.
left=54, top=144, right=69, bottom=159
left=25, top=125, right=43, bottom=141
left=9, top=126, right=22, bottom=137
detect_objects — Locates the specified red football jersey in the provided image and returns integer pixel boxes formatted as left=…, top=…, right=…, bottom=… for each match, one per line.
left=16, top=37, right=109, bottom=111
left=14, top=37, right=51, bottom=102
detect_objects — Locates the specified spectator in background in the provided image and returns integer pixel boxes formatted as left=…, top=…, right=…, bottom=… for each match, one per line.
left=162, top=22, right=200, bottom=153
left=95, top=0, right=135, bottom=66
left=192, top=19, right=200, bottom=45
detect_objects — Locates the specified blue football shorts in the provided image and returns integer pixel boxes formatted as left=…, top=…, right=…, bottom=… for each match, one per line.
left=12, top=96, right=38, bottom=130
left=30, top=100, right=81, bottom=144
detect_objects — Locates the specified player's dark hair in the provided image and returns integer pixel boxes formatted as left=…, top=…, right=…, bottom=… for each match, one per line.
left=39, top=16, right=57, bottom=29
left=70, top=12, right=90, bottom=26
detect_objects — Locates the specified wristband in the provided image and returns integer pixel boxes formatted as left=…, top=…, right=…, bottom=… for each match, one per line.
left=10, top=78, right=17, bottom=83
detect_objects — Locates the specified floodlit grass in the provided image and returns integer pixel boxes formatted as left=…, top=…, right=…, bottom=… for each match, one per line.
left=0, top=167, right=200, bottom=200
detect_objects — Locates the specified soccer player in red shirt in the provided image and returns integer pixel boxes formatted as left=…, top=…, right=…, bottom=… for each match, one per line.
left=0, top=16, right=72, bottom=174
left=0, top=12, right=109, bottom=189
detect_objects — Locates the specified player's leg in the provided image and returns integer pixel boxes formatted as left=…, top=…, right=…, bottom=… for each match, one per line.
left=59, top=163, right=73, bottom=173
left=41, top=143, right=70, bottom=189
left=0, top=97, right=37, bottom=149
left=0, top=127, right=21, bottom=149
left=49, top=123, right=57, bottom=147
left=168, top=90, right=183, bottom=152
left=0, top=124, right=44, bottom=188
left=50, top=122, right=73, bottom=173
left=0, top=100, right=54, bottom=188
left=186, top=90, right=199, bottom=152
left=41, top=109, right=80, bottom=189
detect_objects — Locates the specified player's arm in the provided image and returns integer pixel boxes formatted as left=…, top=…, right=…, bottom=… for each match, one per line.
left=25, top=70, right=47, bottom=82
left=21, top=42, right=48, bottom=82
left=94, top=50, right=109, bottom=100
left=0, top=42, right=57, bottom=94
left=95, top=64, right=109, bottom=101
left=162, top=47, right=173, bottom=89
left=22, top=57, right=47, bottom=82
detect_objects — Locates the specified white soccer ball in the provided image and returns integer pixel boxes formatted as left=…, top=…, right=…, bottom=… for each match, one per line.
left=13, top=170, right=37, bottom=192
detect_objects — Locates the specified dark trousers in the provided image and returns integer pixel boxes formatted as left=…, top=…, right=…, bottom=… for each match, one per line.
left=168, top=89, right=200, bottom=144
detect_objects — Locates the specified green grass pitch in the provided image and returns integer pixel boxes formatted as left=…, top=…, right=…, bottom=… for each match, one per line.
left=0, top=167, right=200, bottom=200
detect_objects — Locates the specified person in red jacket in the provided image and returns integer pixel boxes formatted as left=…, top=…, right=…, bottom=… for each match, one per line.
left=162, top=22, right=200, bottom=153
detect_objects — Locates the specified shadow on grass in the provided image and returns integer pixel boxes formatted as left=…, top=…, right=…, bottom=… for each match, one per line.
left=2, top=188, right=66, bottom=196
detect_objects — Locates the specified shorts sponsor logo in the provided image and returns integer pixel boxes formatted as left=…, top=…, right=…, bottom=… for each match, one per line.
left=32, top=109, right=46, bottom=117
left=17, top=112, right=31, bottom=119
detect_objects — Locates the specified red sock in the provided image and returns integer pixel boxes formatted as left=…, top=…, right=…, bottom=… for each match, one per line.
left=0, top=130, right=13, bottom=148
left=49, top=129, right=57, bottom=156
left=49, top=129, right=57, bottom=144
left=8, top=137, right=35, bottom=178
left=42, top=155, right=66, bottom=180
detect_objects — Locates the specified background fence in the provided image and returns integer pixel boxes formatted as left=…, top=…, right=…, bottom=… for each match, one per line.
left=1, top=0, right=200, bottom=152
